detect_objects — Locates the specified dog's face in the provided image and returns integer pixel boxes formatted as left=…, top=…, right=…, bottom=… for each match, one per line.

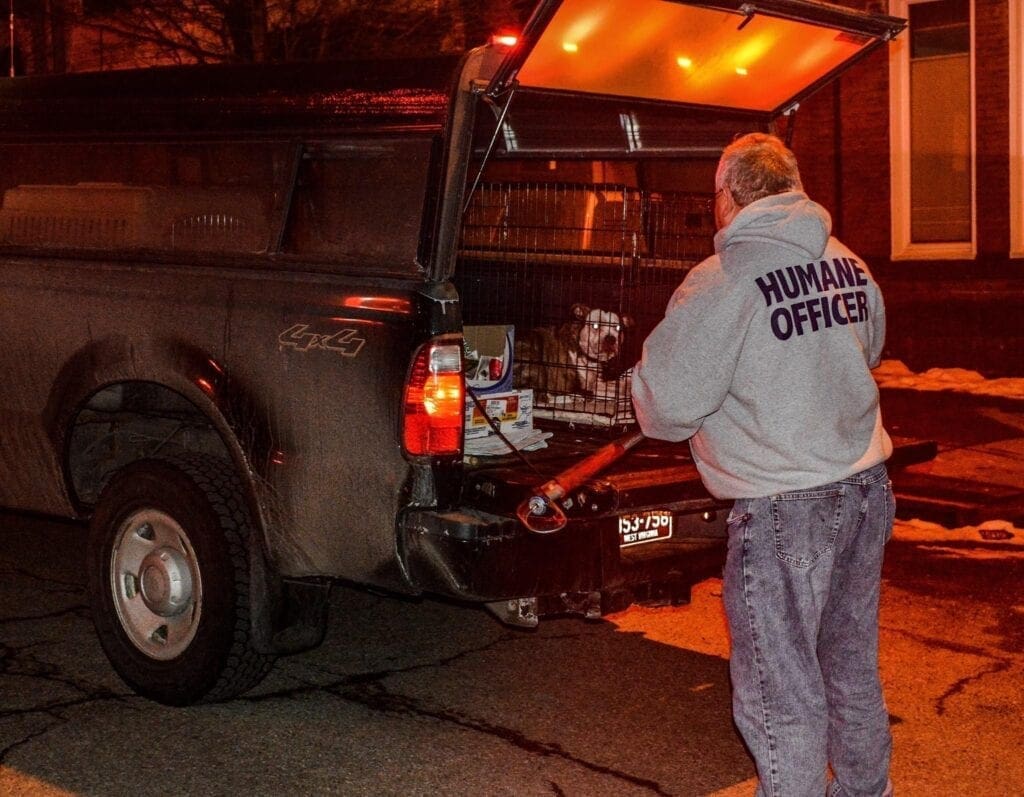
left=515, top=304, right=634, bottom=397
left=572, top=304, right=631, bottom=363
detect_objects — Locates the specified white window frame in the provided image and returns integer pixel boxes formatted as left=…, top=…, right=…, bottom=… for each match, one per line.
left=889, top=0, right=977, bottom=260
left=1011, top=0, right=1024, bottom=258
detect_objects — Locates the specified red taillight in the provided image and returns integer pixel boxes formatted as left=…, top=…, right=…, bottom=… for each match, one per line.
left=403, top=342, right=464, bottom=457
left=491, top=33, right=519, bottom=47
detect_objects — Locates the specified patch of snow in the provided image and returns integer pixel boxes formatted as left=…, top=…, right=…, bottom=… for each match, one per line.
left=874, top=360, right=1024, bottom=399
left=893, top=518, right=1024, bottom=560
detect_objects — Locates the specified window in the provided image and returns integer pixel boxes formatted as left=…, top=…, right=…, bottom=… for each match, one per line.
left=0, top=141, right=292, bottom=256
left=889, top=0, right=976, bottom=259
left=283, top=139, right=433, bottom=270
left=1011, top=0, right=1024, bottom=258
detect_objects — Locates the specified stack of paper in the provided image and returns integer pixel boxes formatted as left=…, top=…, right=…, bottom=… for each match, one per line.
left=464, top=429, right=552, bottom=457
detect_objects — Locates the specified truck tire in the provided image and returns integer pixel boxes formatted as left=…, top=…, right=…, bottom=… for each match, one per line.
left=87, top=455, right=274, bottom=705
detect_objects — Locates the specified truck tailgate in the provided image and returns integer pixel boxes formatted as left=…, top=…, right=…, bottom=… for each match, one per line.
left=464, top=429, right=729, bottom=533
left=462, top=428, right=937, bottom=530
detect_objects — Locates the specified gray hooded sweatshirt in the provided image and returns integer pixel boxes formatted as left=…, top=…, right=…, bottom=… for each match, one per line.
left=632, top=190, right=892, bottom=499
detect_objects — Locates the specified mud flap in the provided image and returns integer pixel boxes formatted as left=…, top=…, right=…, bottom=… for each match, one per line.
left=250, top=535, right=330, bottom=656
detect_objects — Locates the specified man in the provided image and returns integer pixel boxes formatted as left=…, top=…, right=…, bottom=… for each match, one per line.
left=632, top=133, right=895, bottom=797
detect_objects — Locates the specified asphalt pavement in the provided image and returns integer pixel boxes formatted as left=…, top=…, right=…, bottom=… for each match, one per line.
left=1, top=386, right=1023, bottom=795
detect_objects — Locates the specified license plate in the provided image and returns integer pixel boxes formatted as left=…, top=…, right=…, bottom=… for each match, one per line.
left=618, top=510, right=673, bottom=547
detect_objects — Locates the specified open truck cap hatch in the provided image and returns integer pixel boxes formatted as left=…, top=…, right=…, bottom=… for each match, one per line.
left=486, top=0, right=906, bottom=116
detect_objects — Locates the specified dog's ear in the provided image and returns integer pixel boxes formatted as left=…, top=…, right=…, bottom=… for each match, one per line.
left=620, top=314, right=635, bottom=330
left=571, top=303, right=590, bottom=321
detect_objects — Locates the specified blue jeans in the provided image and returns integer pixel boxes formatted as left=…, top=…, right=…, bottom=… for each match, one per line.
left=723, top=463, right=895, bottom=797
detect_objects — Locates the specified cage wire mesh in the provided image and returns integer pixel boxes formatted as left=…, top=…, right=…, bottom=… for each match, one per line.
left=457, top=181, right=714, bottom=428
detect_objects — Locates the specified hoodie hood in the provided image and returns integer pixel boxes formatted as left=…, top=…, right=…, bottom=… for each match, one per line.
left=714, top=190, right=832, bottom=261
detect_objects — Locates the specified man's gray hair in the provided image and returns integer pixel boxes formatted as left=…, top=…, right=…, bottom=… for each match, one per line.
left=717, top=133, right=803, bottom=207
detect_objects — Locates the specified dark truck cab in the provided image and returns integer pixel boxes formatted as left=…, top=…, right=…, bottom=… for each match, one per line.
left=0, top=0, right=919, bottom=704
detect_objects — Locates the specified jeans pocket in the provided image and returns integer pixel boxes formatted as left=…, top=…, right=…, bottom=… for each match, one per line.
left=726, top=499, right=751, bottom=529
left=771, top=486, right=845, bottom=567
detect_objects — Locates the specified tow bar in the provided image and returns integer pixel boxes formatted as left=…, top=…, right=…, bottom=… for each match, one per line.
left=516, top=430, right=646, bottom=533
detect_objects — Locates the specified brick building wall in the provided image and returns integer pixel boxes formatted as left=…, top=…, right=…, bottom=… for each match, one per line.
left=790, top=60, right=894, bottom=258
left=787, top=85, right=839, bottom=232
left=975, top=0, right=1010, bottom=259
left=792, top=0, right=1022, bottom=376
left=788, top=0, right=895, bottom=260
left=837, top=47, right=897, bottom=261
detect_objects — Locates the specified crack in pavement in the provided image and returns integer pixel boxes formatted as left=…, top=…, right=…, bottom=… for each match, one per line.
left=0, top=686, right=135, bottom=766
left=236, top=631, right=668, bottom=795
left=935, top=659, right=1013, bottom=716
left=0, top=552, right=645, bottom=792
left=883, top=626, right=1003, bottom=659
left=245, top=629, right=591, bottom=703
left=0, top=639, right=135, bottom=765
left=0, top=555, right=132, bottom=765
left=333, top=680, right=671, bottom=796
left=0, top=594, right=594, bottom=775
left=238, top=632, right=525, bottom=703
left=1, top=565, right=84, bottom=595
left=882, top=627, right=1016, bottom=717
left=0, top=643, right=132, bottom=703
left=0, top=686, right=136, bottom=766
left=0, top=605, right=90, bottom=628
left=0, top=716, right=66, bottom=766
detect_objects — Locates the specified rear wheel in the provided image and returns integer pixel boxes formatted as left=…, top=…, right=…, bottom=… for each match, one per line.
left=87, top=456, right=274, bottom=705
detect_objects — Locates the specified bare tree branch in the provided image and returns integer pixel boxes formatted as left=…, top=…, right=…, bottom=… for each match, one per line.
left=49, top=0, right=533, bottom=71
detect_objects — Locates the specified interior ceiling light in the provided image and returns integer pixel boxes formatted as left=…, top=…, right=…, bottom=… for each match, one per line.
left=506, top=0, right=895, bottom=112
left=562, top=41, right=579, bottom=52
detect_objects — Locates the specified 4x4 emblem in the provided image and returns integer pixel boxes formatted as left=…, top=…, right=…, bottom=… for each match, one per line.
left=278, top=324, right=365, bottom=357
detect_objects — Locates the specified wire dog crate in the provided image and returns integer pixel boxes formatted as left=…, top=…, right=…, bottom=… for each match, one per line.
left=456, top=181, right=714, bottom=429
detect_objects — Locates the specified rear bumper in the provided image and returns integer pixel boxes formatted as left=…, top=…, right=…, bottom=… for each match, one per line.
left=398, top=504, right=727, bottom=610
left=398, top=435, right=935, bottom=611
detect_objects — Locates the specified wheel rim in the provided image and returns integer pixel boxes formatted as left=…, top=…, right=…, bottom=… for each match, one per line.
left=109, top=508, right=203, bottom=661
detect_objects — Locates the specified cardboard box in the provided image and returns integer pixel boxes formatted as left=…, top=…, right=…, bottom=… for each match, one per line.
left=464, top=389, right=533, bottom=440
left=463, top=324, right=514, bottom=395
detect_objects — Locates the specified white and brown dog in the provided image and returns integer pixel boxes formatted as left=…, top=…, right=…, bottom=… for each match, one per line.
left=515, top=304, right=633, bottom=401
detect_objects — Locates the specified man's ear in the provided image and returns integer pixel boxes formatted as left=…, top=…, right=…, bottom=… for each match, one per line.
left=715, top=186, right=740, bottom=230
left=571, top=303, right=590, bottom=321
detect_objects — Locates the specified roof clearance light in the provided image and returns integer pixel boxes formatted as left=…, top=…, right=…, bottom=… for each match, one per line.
left=562, top=42, right=579, bottom=53
left=491, top=34, right=518, bottom=47
left=735, top=66, right=749, bottom=76
left=677, top=57, right=693, bottom=69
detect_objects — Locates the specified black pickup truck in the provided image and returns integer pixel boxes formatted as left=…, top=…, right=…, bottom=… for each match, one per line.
left=0, top=0, right=924, bottom=704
